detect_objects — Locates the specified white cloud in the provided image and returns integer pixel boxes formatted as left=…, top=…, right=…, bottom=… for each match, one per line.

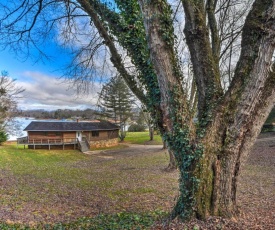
left=17, top=71, right=100, bottom=110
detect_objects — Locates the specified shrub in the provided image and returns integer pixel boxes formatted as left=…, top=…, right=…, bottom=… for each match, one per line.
left=0, top=130, right=8, bottom=145
left=128, top=124, right=146, bottom=132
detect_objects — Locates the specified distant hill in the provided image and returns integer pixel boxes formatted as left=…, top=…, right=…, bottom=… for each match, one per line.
left=16, top=108, right=98, bottom=120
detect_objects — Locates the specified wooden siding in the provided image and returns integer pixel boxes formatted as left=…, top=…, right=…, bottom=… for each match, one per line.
left=63, top=132, right=76, bottom=140
left=28, top=130, right=118, bottom=141
left=28, top=131, right=63, bottom=140
left=84, top=130, right=119, bottom=141
left=108, top=130, right=119, bottom=139
left=23, top=130, right=119, bottom=150
left=82, top=131, right=90, bottom=140
left=28, top=131, right=77, bottom=143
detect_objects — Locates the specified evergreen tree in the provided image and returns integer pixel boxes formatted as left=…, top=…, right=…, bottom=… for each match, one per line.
left=98, top=75, right=134, bottom=141
left=0, top=130, right=8, bottom=145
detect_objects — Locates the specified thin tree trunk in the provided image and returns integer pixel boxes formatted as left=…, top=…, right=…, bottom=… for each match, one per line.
left=181, top=0, right=223, bottom=120
left=149, top=126, right=154, bottom=141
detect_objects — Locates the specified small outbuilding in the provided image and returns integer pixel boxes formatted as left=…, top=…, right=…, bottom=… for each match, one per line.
left=17, top=120, right=119, bottom=152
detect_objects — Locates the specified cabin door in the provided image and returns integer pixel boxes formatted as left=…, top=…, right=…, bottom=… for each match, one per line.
left=76, top=131, right=82, bottom=141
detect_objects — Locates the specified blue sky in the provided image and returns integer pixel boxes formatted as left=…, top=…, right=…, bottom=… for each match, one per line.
left=0, top=1, right=103, bottom=111
left=2, top=45, right=103, bottom=112
left=0, top=44, right=100, bottom=111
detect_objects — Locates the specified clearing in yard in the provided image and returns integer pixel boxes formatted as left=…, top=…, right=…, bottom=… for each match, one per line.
left=0, top=142, right=178, bottom=227
left=0, top=135, right=274, bottom=229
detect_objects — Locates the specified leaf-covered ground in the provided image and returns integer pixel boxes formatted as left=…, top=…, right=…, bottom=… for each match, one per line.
left=0, top=136, right=274, bottom=229
left=0, top=143, right=178, bottom=227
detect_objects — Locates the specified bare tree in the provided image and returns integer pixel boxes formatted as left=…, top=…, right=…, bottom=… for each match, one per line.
left=0, top=71, right=24, bottom=134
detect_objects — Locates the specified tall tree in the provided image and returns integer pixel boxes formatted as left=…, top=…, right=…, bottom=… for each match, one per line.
left=0, top=0, right=274, bottom=221
left=98, top=75, right=134, bottom=141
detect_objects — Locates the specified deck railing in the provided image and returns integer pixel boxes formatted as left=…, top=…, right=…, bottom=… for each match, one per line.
left=17, top=137, right=78, bottom=145
left=17, top=136, right=28, bottom=144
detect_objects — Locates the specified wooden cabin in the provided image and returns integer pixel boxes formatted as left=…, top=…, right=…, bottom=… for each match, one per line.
left=17, top=120, right=119, bottom=152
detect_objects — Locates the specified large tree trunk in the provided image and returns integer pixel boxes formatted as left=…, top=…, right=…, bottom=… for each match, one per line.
left=189, top=0, right=275, bottom=218
left=139, top=0, right=275, bottom=220
left=194, top=75, right=275, bottom=218
left=82, top=0, right=274, bottom=220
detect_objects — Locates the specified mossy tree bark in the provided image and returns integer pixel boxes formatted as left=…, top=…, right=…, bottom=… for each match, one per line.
left=138, top=0, right=275, bottom=219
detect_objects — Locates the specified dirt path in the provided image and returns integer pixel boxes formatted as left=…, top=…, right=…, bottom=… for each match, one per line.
left=84, top=144, right=163, bottom=157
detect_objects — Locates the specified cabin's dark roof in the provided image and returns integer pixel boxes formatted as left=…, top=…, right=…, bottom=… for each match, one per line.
left=24, top=121, right=119, bottom=132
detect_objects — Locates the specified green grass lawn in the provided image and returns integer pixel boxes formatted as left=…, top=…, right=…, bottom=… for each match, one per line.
left=0, top=142, right=177, bottom=229
left=124, top=132, right=162, bottom=145
left=0, top=136, right=274, bottom=229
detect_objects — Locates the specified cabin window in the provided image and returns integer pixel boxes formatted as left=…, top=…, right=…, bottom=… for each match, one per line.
left=44, top=132, right=48, bottom=136
left=92, top=131, right=99, bottom=137
left=55, top=132, right=61, bottom=136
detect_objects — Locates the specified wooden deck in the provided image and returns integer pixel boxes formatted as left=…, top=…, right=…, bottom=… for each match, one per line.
left=17, top=136, right=79, bottom=150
